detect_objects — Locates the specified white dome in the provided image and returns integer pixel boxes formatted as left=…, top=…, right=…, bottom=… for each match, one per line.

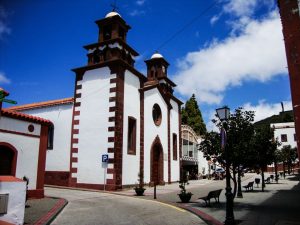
left=105, top=11, right=121, bottom=18
left=151, top=53, right=164, bottom=59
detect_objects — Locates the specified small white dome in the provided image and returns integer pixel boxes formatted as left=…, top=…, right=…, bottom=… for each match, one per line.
left=151, top=52, right=163, bottom=59
left=105, top=11, right=121, bottom=18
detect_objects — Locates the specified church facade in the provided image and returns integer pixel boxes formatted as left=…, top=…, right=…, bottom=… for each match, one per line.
left=10, top=11, right=182, bottom=191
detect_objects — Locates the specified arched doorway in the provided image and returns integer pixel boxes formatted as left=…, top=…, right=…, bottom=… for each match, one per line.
left=150, top=136, right=164, bottom=185
left=0, top=143, right=18, bottom=176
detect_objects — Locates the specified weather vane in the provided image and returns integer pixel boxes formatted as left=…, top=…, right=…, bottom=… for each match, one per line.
left=110, top=0, right=119, bottom=12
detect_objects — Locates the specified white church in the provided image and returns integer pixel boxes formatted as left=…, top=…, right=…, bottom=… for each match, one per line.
left=5, top=11, right=183, bottom=191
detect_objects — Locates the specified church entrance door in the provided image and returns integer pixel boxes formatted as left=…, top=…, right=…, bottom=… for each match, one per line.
left=0, top=143, right=17, bottom=176
left=150, top=137, right=164, bottom=185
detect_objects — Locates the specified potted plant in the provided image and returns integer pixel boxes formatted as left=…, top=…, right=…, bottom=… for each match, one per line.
left=134, top=172, right=146, bottom=196
left=255, top=178, right=260, bottom=188
left=178, top=179, right=193, bottom=203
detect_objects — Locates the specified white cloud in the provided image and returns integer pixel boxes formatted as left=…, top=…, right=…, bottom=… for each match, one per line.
left=136, top=0, right=146, bottom=6
left=129, top=9, right=145, bottom=17
left=206, top=110, right=219, bottom=132
left=173, top=11, right=287, bottom=104
left=0, top=72, right=11, bottom=84
left=243, top=100, right=292, bottom=122
left=210, top=15, right=220, bottom=25
left=205, top=100, right=293, bottom=132
left=223, top=0, right=258, bottom=17
left=0, top=6, right=11, bottom=39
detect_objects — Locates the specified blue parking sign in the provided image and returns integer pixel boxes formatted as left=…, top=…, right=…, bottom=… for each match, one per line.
left=102, top=154, right=109, bottom=163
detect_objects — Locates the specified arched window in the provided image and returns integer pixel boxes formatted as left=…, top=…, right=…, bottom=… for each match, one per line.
left=127, top=117, right=136, bottom=154
left=47, top=125, right=54, bottom=150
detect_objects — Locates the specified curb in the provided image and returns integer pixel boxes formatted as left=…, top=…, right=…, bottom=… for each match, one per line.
left=176, top=203, right=223, bottom=225
left=33, top=198, right=68, bottom=225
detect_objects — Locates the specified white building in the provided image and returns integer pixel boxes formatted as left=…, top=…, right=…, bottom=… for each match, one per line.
left=271, top=122, right=297, bottom=149
left=0, top=105, right=52, bottom=198
left=8, top=11, right=182, bottom=191
left=181, top=125, right=209, bottom=179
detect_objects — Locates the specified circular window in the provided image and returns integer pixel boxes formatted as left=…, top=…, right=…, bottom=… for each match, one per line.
left=28, top=124, right=34, bottom=132
left=152, top=104, right=162, bottom=126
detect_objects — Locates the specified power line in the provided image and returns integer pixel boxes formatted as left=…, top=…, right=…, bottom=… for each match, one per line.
left=156, top=0, right=219, bottom=52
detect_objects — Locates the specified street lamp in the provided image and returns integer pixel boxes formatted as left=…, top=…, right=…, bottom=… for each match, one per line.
left=216, top=106, right=235, bottom=225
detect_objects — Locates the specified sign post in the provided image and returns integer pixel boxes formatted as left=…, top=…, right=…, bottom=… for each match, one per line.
left=102, top=154, right=109, bottom=191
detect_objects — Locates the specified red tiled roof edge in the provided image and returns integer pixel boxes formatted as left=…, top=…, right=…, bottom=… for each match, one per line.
left=8, top=97, right=74, bottom=111
left=1, top=109, right=53, bottom=125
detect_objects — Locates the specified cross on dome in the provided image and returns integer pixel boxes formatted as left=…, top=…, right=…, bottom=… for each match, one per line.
left=111, top=0, right=118, bottom=12
left=106, top=1, right=121, bottom=18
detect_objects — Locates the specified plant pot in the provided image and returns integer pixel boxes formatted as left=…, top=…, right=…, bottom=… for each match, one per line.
left=178, top=193, right=193, bottom=203
left=134, top=187, right=145, bottom=196
left=255, top=178, right=260, bottom=187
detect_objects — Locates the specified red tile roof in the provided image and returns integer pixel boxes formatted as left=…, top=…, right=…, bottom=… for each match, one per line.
left=8, top=97, right=74, bottom=111
left=1, top=109, right=53, bottom=125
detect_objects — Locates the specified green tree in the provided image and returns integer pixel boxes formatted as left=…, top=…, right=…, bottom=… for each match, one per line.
left=181, top=94, right=206, bottom=135
left=280, top=145, right=298, bottom=175
left=199, top=107, right=255, bottom=198
left=250, top=125, right=278, bottom=191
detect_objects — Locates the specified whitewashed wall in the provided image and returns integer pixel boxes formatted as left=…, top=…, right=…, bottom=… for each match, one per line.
left=0, top=177, right=26, bottom=225
left=0, top=117, right=40, bottom=190
left=20, top=104, right=73, bottom=171
left=122, top=70, right=140, bottom=185
left=144, top=89, right=168, bottom=183
left=271, top=122, right=297, bottom=149
left=197, top=136, right=209, bottom=176
left=75, top=67, right=111, bottom=184
left=170, top=99, right=180, bottom=182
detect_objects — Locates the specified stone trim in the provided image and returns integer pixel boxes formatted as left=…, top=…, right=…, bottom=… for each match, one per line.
left=139, top=90, right=145, bottom=185
left=167, top=107, right=171, bottom=184
left=68, top=72, right=83, bottom=186
left=44, top=171, right=70, bottom=186
left=105, top=64, right=125, bottom=191
left=36, top=125, right=49, bottom=198
left=179, top=107, right=182, bottom=180
left=0, top=128, right=40, bottom=138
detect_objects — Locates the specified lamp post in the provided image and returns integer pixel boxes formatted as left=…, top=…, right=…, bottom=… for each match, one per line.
left=216, top=106, right=235, bottom=225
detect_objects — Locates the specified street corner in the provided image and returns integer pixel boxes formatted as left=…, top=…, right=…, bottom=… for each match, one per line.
left=24, top=197, right=68, bottom=225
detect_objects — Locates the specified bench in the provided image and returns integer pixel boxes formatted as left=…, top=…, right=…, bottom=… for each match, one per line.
left=264, top=177, right=270, bottom=184
left=198, top=189, right=222, bottom=206
left=243, top=181, right=254, bottom=191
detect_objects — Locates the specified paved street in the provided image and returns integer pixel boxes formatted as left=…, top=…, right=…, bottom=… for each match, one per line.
left=46, top=187, right=204, bottom=225
left=30, top=173, right=300, bottom=225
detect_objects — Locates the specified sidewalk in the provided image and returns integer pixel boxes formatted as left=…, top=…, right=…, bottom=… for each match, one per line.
left=114, top=173, right=300, bottom=225
left=24, top=197, right=67, bottom=225
left=24, top=173, right=300, bottom=225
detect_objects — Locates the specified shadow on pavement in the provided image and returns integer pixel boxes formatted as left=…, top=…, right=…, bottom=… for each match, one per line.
left=238, top=177, right=300, bottom=225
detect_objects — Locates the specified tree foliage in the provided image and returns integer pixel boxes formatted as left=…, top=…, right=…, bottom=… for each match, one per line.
left=250, top=125, right=278, bottom=191
left=199, top=107, right=255, bottom=197
left=181, top=94, right=206, bottom=135
left=277, top=145, right=298, bottom=174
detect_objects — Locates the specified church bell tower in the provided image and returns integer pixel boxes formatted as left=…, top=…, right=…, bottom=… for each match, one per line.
left=70, top=10, right=141, bottom=191
left=145, top=52, right=175, bottom=95
left=84, top=11, right=138, bottom=67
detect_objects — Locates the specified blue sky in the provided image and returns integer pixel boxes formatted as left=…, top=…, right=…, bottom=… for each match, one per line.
left=0, top=0, right=292, bottom=130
